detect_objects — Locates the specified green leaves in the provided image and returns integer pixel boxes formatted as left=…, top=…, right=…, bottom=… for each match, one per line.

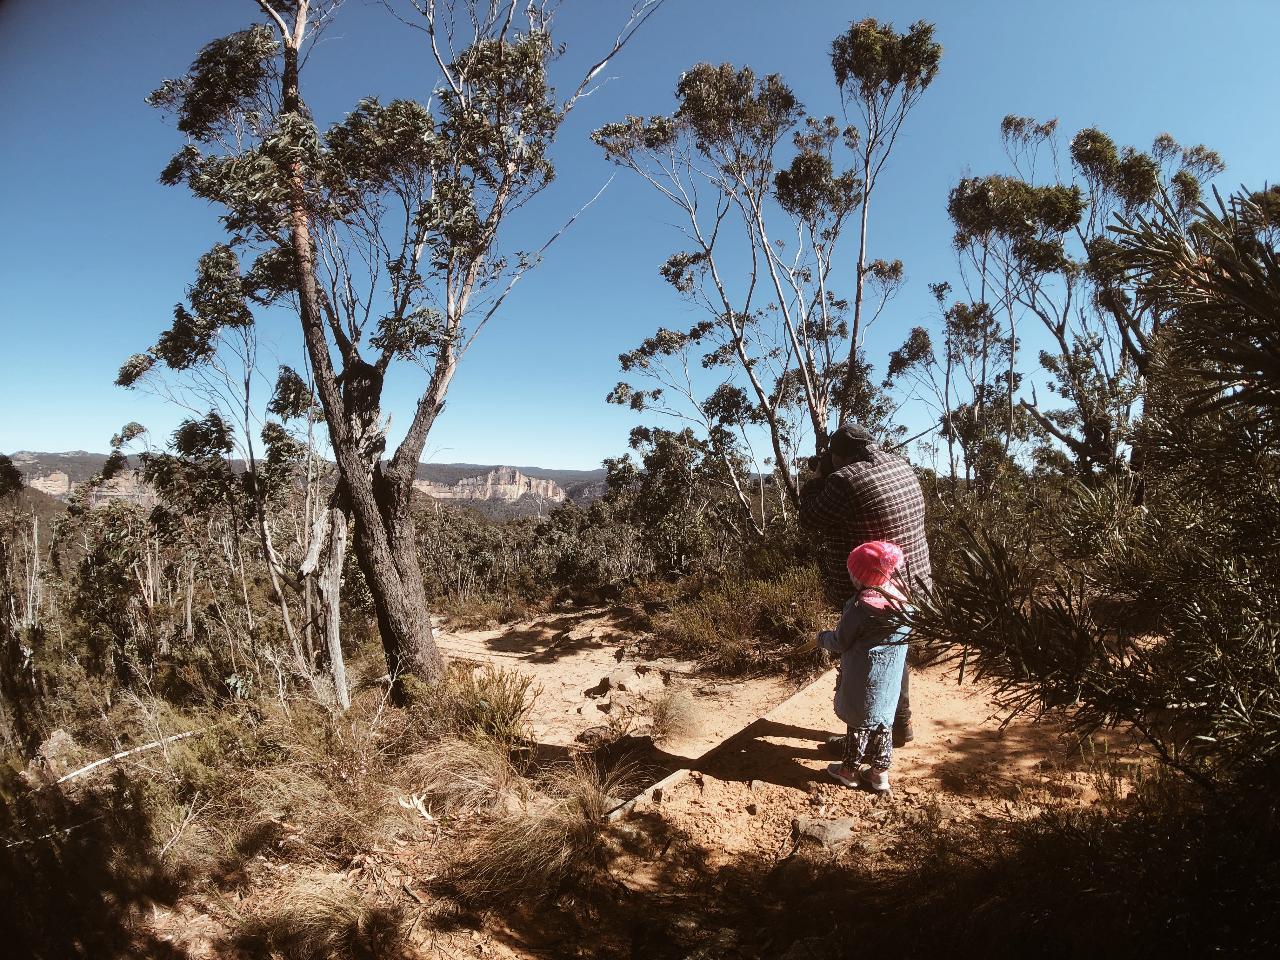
left=148, top=26, right=277, bottom=142
left=675, top=63, right=801, bottom=157
left=592, top=114, right=679, bottom=161
left=267, top=366, right=313, bottom=421
left=325, top=98, right=439, bottom=200
left=948, top=175, right=1085, bottom=264
left=1112, top=189, right=1280, bottom=422
left=0, top=455, right=24, bottom=499
left=171, top=412, right=235, bottom=460
left=140, top=245, right=254, bottom=374
left=774, top=148, right=859, bottom=226
left=830, top=18, right=941, bottom=102
left=370, top=307, right=449, bottom=361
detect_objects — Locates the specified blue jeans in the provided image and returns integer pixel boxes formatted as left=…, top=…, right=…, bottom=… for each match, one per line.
left=837, top=638, right=908, bottom=771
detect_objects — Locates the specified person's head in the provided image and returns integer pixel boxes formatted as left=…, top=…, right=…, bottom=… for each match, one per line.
left=828, top=422, right=874, bottom=470
left=847, top=540, right=905, bottom=608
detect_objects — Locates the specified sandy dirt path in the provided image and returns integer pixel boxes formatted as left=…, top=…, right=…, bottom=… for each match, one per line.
left=433, top=608, right=796, bottom=761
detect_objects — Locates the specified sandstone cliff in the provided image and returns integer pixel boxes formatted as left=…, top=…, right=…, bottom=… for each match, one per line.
left=412, top=466, right=566, bottom=504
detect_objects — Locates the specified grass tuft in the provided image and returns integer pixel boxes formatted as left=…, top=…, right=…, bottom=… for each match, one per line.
left=648, top=687, right=697, bottom=743
left=230, top=871, right=407, bottom=959
left=449, top=758, right=628, bottom=905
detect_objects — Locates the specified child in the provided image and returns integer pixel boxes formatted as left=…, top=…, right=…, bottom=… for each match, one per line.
left=818, top=540, right=911, bottom=795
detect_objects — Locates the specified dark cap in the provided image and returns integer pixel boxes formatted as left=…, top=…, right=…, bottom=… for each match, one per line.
left=830, top=422, right=874, bottom=457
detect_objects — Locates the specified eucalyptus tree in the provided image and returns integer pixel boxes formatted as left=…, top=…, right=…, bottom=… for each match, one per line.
left=595, top=21, right=939, bottom=519
left=885, top=282, right=1017, bottom=490
left=947, top=118, right=1223, bottom=478
left=831, top=18, right=942, bottom=421
left=596, top=65, right=849, bottom=518
left=132, top=0, right=661, bottom=694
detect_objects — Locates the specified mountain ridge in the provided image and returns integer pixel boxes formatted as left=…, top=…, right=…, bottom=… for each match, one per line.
left=6, top=452, right=609, bottom=513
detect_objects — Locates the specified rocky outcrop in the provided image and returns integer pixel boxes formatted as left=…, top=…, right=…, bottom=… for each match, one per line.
left=28, top=470, right=71, bottom=498
left=10, top=453, right=154, bottom=508
left=88, top=472, right=155, bottom=509
left=413, top=466, right=565, bottom=504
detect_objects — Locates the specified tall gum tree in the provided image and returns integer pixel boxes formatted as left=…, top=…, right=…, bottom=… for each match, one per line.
left=946, top=118, right=1223, bottom=479
left=594, top=20, right=939, bottom=514
left=831, top=18, right=941, bottom=422
left=134, top=0, right=663, bottom=696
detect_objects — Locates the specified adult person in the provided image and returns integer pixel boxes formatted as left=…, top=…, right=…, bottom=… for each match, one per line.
left=799, top=422, right=932, bottom=746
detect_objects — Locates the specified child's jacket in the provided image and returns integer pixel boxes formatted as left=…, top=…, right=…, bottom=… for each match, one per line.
left=818, top=593, right=911, bottom=728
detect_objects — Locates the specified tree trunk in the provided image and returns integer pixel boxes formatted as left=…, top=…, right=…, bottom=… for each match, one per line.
left=275, top=9, right=443, bottom=700
left=319, top=503, right=351, bottom=710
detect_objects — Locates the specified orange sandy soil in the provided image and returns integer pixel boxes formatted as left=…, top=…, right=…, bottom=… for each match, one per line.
left=144, top=611, right=1134, bottom=959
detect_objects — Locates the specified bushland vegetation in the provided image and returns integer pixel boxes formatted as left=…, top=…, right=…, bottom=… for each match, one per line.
left=3, top=4, right=1279, bottom=957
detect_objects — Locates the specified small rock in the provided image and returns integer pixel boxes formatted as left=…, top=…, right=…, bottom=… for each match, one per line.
left=768, top=849, right=830, bottom=892
left=584, top=676, right=611, bottom=698
left=745, top=802, right=758, bottom=816
left=576, top=725, right=616, bottom=748
left=608, top=667, right=664, bottom=697
left=792, top=816, right=857, bottom=853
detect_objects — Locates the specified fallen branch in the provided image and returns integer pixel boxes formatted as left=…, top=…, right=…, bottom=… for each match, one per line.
left=54, top=729, right=206, bottom=786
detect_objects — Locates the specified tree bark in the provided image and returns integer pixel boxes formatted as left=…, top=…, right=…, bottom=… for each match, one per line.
left=272, top=2, right=443, bottom=700
left=320, top=501, right=350, bottom=710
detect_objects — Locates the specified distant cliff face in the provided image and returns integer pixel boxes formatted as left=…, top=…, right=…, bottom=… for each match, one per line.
left=28, top=469, right=72, bottom=498
left=10, top=452, right=154, bottom=509
left=412, top=466, right=566, bottom=504
left=11, top=454, right=591, bottom=513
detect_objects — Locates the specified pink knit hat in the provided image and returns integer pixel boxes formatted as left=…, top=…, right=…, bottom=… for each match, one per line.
left=847, top=541, right=906, bottom=608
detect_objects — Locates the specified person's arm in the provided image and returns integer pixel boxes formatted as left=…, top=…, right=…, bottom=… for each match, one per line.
left=799, top=467, right=856, bottom=530
left=819, top=599, right=872, bottom=655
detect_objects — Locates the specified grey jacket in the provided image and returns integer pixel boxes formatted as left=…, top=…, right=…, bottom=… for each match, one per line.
left=818, top=595, right=911, bottom=727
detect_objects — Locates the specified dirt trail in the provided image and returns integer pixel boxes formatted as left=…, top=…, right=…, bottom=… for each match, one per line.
left=147, top=610, right=1126, bottom=959
left=434, top=608, right=795, bottom=760
left=625, top=660, right=1114, bottom=870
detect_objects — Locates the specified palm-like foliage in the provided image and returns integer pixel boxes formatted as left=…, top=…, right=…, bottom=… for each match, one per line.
left=1113, top=189, right=1280, bottom=419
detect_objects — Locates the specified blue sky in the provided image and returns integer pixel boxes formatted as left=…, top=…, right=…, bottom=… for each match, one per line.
left=2, top=0, right=1278, bottom=469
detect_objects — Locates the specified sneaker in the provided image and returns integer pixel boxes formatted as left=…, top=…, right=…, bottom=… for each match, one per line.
left=826, top=762, right=860, bottom=788
left=860, top=767, right=891, bottom=795
left=822, top=734, right=847, bottom=757
left=892, top=721, right=914, bottom=748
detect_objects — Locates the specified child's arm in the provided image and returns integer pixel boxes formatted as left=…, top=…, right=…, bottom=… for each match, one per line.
left=818, top=599, right=873, bottom=655
left=817, top=628, right=839, bottom=653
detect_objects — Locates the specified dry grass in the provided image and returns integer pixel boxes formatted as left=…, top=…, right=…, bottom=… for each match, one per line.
left=655, top=566, right=828, bottom=673
left=449, top=758, right=629, bottom=906
left=230, top=871, right=407, bottom=959
left=423, top=662, right=539, bottom=745
left=648, top=687, right=697, bottom=743
left=438, top=595, right=538, bottom=630
left=403, top=735, right=526, bottom=816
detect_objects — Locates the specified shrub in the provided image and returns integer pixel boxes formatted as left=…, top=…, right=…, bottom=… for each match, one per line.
left=229, top=871, right=407, bottom=960
left=449, top=759, right=626, bottom=905
left=654, top=566, right=828, bottom=673
left=425, top=663, right=539, bottom=745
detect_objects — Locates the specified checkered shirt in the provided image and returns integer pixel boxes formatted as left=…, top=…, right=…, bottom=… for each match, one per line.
left=799, top=445, right=932, bottom=607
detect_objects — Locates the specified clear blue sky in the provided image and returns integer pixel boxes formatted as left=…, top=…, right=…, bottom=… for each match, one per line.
left=2, top=0, right=1278, bottom=469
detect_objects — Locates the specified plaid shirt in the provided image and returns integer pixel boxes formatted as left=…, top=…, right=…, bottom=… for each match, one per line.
left=799, top=445, right=932, bottom=606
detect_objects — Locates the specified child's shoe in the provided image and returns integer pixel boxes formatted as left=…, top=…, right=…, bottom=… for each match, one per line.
left=826, top=762, right=860, bottom=788
left=859, top=767, right=890, bottom=795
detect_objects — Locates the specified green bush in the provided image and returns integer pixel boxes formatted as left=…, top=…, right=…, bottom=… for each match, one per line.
left=655, top=565, right=827, bottom=673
